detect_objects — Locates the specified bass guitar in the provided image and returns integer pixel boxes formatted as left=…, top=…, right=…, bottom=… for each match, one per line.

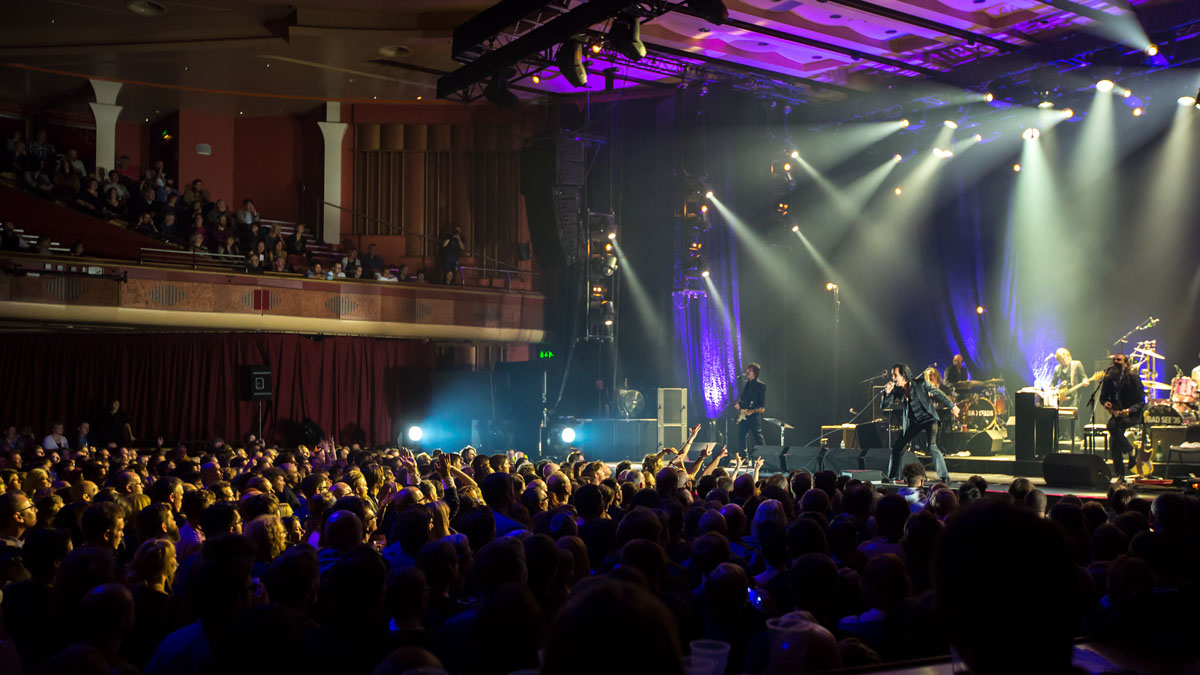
left=1057, top=370, right=1105, bottom=400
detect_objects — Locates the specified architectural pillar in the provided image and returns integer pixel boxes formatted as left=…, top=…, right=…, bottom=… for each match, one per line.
left=317, top=101, right=348, bottom=245
left=88, top=79, right=123, bottom=174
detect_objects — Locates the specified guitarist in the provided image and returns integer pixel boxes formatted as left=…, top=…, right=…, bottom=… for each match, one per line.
left=1052, top=348, right=1091, bottom=408
left=1100, top=353, right=1146, bottom=483
left=882, top=363, right=958, bottom=485
left=733, top=363, right=766, bottom=455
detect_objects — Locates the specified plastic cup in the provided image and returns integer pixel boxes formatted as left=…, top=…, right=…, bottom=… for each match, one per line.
left=690, top=639, right=731, bottom=675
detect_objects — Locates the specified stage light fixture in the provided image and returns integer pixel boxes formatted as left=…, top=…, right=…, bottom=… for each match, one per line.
left=1122, top=89, right=1132, bottom=99
left=560, top=426, right=577, bottom=444
left=607, top=232, right=616, bottom=240
left=984, top=92, right=994, bottom=102
left=791, top=225, right=800, bottom=232
left=899, top=119, right=910, bottom=128
left=1146, top=43, right=1159, bottom=56
left=701, top=269, right=711, bottom=278
left=704, top=190, right=714, bottom=199
left=532, top=75, right=540, bottom=84
left=609, top=13, right=646, bottom=61
left=790, top=150, right=800, bottom=159
left=893, top=187, right=902, bottom=196
left=1132, top=107, right=1144, bottom=117
left=687, top=0, right=729, bottom=25
left=1022, top=128, right=1040, bottom=141
left=1061, top=108, right=1074, bottom=119
left=783, top=162, right=792, bottom=171
left=893, top=153, right=902, bottom=162
left=943, top=120, right=958, bottom=129
left=591, top=43, right=602, bottom=53
left=1013, top=164, right=1021, bottom=172
left=976, top=306, right=986, bottom=314
left=484, top=75, right=518, bottom=109
left=1037, top=101, right=1054, bottom=109
left=700, top=204, right=708, bottom=214
left=556, top=39, right=588, bottom=88
left=1178, top=96, right=1197, bottom=106
left=407, top=425, right=424, bottom=442
left=1096, top=79, right=1115, bottom=93
left=825, top=282, right=837, bottom=291
left=973, top=133, right=982, bottom=142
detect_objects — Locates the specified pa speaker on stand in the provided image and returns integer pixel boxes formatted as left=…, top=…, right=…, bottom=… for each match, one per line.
left=240, top=365, right=272, bottom=440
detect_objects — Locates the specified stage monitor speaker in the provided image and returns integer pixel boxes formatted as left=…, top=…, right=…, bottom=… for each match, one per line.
left=240, top=365, right=272, bottom=401
left=965, top=429, right=1005, bottom=456
left=750, top=445, right=824, bottom=474
left=843, top=469, right=885, bottom=482
left=1042, top=453, right=1111, bottom=489
left=855, top=422, right=888, bottom=450
left=824, top=448, right=915, bottom=475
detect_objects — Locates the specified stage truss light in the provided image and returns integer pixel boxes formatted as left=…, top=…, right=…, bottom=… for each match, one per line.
left=609, top=13, right=646, bottom=61
left=825, top=282, right=837, bottom=291
left=899, top=119, right=910, bottom=128
left=1123, top=89, right=1132, bottom=99
left=791, top=224, right=800, bottom=232
left=701, top=269, right=711, bottom=278
left=1178, top=96, right=1197, bottom=107
left=1037, top=101, right=1055, bottom=109
left=973, top=133, right=983, bottom=142
left=1145, top=43, right=1159, bottom=56
left=893, top=187, right=902, bottom=196
left=532, top=75, right=540, bottom=84
left=407, top=425, right=424, bottom=442
left=893, top=153, right=902, bottom=162
left=484, top=74, right=519, bottom=108
left=1096, top=79, right=1115, bottom=93
left=790, top=150, right=800, bottom=159
left=783, top=162, right=792, bottom=171
left=704, top=190, right=714, bottom=199
left=1061, top=108, right=1074, bottom=119
left=555, top=39, right=587, bottom=88
left=984, top=92, right=994, bottom=102
left=560, top=426, right=576, bottom=444
left=976, top=306, right=987, bottom=314
left=1132, top=107, right=1144, bottom=117
left=943, top=120, right=958, bottom=129
left=1013, top=163, right=1022, bottom=172
left=1022, top=128, right=1040, bottom=141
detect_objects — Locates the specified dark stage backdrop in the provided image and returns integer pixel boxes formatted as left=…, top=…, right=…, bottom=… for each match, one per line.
left=0, top=333, right=436, bottom=446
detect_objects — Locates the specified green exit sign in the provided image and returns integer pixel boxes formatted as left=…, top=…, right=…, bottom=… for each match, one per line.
left=538, top=349, right=555, bottom=359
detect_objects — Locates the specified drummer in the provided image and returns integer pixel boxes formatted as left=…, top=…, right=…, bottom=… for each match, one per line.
left=944, top=354, right=971, bottom=386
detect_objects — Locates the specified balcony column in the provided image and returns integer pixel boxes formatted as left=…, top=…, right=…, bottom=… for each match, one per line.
left=317, top=101, right=348, bottom=245
left=88, top=79, right=123, bottom=174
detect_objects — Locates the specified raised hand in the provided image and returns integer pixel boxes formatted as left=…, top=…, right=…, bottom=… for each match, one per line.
left=754, top=456, right=765, bottom=470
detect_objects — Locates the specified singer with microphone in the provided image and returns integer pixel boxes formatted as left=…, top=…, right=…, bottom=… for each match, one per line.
left=882, top=363, right=958, bottom=484
left=1100, top=352, right=1146, bottom=482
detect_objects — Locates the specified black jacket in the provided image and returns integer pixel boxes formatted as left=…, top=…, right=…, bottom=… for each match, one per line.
left=882, top=376, right=955, bottom=432
left=1100, top=369, right=1145, bottom=422
left=738, top=379, right=766, bottom=411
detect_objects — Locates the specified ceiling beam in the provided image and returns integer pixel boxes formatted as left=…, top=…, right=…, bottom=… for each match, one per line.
left=437, top=0, right=639, bottom=99
left=820, top=0, right=1021, bottom=53
left=671, top=7, right=944, bottom=78
left=643, top=42, right=862, bottom=96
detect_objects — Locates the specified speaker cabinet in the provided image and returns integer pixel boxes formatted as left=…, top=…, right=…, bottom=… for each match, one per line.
left=1042, top=452, right=1111, bottom=489
left=749, top=445, right=824, bottom=474
left=240, top=365, right=272, bottom=401
left=656, top=388, right=687, bottom=450
left=824, top=447, right=916, bottom=476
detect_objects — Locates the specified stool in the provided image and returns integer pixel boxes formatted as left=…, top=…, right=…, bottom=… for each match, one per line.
left=1083, top=424, right=1108, bottom=456
left=1056, top=407, right=1078, bottom=451
left=1166, top=445, right=1200, bottom=478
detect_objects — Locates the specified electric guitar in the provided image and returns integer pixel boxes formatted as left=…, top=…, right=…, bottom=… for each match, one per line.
left=1057, top=370, right=1105, bottom=399
left=737, top=407, right=765, bottom=422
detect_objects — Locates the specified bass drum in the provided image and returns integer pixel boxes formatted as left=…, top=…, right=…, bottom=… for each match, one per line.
left=1143, top=403, right=1183, bottom=426
left=961, top=397, right=998, bottom=431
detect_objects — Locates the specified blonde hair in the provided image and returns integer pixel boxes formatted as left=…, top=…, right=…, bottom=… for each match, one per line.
left=923, top=367, right=942, bottom=386
left=427, top=500, right=451, bottom=539
left=244, top=514, right=288, bottom=561
left=1056, top=347, right=1072, bottom=362
left=127, top=539, right=177, bottom=586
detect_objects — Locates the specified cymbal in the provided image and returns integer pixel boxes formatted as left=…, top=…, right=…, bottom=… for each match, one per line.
left=983, top=378, right=1005, bottom=385
left=1144, top=381, right=1172, bottom=391
left=953, top=380, right=984, bottom=389
left=1133, top=347, right=1165, bottom=359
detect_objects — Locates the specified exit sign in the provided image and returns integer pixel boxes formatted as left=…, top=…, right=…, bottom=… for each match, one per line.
left=538, top=349, right=555, bottom=359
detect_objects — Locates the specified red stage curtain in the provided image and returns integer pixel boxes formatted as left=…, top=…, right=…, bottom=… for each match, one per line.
left=0, top=333, right=436, bottom=446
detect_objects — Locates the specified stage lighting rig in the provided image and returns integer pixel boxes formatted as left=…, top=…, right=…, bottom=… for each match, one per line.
left=556, top=39, right=588, bottom=88
left=484, top=73, right=519, bottom=108
left=586, top=212, right=619, bottom=341
left=609, top=12, right=646, bottom=61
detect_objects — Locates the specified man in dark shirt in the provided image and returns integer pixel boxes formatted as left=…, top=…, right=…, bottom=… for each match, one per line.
left=98, top=400, right=134, bottom=446
left=881, top=363, right=958, bottom=484
left=440, top=226, right=466, bottom=285
left=943, top=354, right=970, bottom=386
left=734, top=363, right=766, bottom=455
left=1100, top=353, right=1145, bottom=481
left=359, top=244, right=384, bottom=276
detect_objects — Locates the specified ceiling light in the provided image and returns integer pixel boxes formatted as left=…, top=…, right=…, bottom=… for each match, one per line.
left=1122, top=89, right=1132, bottom=99
left=1013, top=163, right=1021, bottom=172
left=687, top=0, right=729, bottom=25
left=1022, top=128, right=1040, bottom=141
left=125, top=0, right=166, bottom=17
left=1145, top=43, right=1158, bottom=57
left=1132, top=107, right=1144, bottom=117
left=943, top=120, right=958, bottom=129
left=1179, top=96, right=1197, bottom=106
left=1095, top=79, right=1115, bottom=93
left=556, top=40, right=587, bottom=88
left=1037, top=101, right=1054, bottom=109
left=609, top=13, right=646, bottom=61
left=893, top=187, right=902, bottom=196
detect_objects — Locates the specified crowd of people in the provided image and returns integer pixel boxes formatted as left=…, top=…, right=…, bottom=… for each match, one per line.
left=0, top=417, right=1197, bottom=675
left=3, top=130, right=470, bottom=284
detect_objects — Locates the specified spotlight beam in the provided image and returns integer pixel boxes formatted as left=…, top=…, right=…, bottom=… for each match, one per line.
left=610, top=239, right=665, bottom=347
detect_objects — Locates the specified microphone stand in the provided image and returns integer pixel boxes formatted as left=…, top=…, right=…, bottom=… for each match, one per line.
left=1086, top=379, right=1103, bottom=455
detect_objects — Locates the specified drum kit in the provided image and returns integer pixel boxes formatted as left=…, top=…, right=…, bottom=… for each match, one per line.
left=1131, top=341, right=1197, bottom=424
left=954, top=378, right=1009, bottom=431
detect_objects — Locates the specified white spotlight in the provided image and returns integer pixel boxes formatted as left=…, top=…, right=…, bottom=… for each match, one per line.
left=1037, top=101, right=1054, bottom=109
left=1061, top=108, right=1074, bottom=119
left=560, top=426, right=576, bottom=444
left=1145, top=43, right=1158, bottom=57
left=790, top=150, right=800, bottom=159
left=1095, top=79, right=1115, bottom=93
left=932, top=148, right=944, bottom=158
left=791, top=224, right=799, bottom=232
left=1122, top=89, right=1132, bottom=99
left=983, top=92, right=994, bottom=102
left=704, top=190, right=714, bottom=199
left=892, top=153, right=902, bottom=162
left=407, top=425, right=424, bottom=442
left=1013, top=163, right=1021, bottom=172
left=943, top=120, right=958, bottom=129
left=607, top=232, right=616, bottom=240
left=783, top=163, right=792, bottom=171
left=893, top=187, right=902, bottom=196
left=1178, top=96, right=1197, bottom=107
left=701, top=269, right=711, bottom=278
left=899, top=119, right=910, bottom=128
left=973, top=133, right=982, bottom=142
left=1022, top=128, right=1040, bottom=141
left=1132, top=107, right=1144, bottom=117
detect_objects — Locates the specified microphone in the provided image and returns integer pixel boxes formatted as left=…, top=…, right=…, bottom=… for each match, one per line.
left=1044, top=353, right=1056, bottom=362
left=849, top=408, right=857, bottom=416
left=1137, top=317, right=1159, bottom=331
